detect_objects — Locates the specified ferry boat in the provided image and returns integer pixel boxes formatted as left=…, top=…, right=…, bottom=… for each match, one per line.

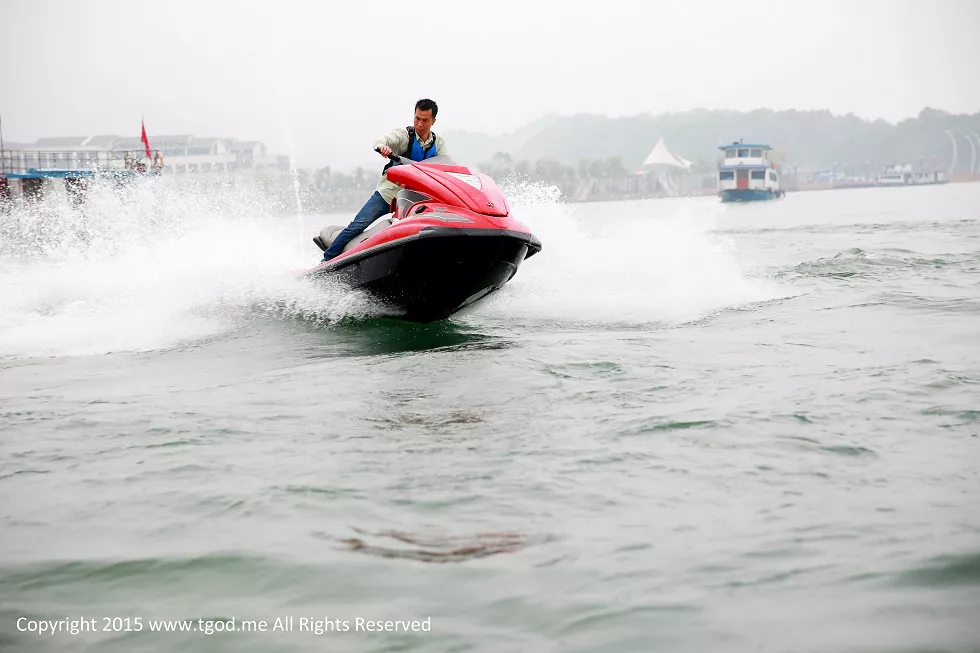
left=717, top=141, right=784, bottom=202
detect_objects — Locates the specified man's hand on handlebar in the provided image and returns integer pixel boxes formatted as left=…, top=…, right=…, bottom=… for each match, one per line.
left=377, top=145, right=392, bottom=158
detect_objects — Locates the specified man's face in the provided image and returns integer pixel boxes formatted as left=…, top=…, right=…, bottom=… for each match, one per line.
left=414, top=109, right=435, bottom=136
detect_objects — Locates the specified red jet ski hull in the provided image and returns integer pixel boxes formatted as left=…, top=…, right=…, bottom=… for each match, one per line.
left=302, top=158, right=541, bottom=323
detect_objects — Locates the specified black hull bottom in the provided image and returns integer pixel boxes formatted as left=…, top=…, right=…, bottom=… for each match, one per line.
left=308, top=228, right=538, bottom=323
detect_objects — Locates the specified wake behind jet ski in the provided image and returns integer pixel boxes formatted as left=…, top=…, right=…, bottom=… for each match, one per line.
left=301, top=150, right=542, bottom=323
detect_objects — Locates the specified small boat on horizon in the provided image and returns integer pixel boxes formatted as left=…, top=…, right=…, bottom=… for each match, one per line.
left=876, top=163, right=948, bottom=187
left=717, top=140, right=785, bottom=202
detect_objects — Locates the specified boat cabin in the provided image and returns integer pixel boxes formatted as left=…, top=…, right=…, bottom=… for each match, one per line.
left=717, top=142, right=779, bottom=193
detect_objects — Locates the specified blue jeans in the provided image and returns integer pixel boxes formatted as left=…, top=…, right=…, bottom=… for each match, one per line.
left=322, top=191, right=391, bottom=261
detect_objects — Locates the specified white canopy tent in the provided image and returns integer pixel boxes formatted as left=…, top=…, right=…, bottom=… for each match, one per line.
left=638, top=136, right=693, bottom=196
left=641, top=137, right=693, bottom=170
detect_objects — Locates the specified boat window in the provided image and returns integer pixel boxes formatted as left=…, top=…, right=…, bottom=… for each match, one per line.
left=750, top=149, right=762, bottom=157
left=769, top=172, right=777, bottom=181
left=719, top=171, right=735, bottom=180
left=737, top=149, right=749, bottom=157
left=726, top=149, right=736, bottom=158
left=750, top=170, right=766, bottom=180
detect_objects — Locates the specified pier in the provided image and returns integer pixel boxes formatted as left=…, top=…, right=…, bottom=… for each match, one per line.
left=0, top=149, right=158, bottom=203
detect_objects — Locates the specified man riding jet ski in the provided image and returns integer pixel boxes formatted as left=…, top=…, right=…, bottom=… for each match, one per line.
left=319, top=98, right=447, bottom=263
left=303, top=101, right=541, bottom=323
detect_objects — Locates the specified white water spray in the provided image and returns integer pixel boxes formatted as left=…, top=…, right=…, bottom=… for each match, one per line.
left=463, top=179, right=786, bottom=326
left=0, top=175, right=787, bottom=359
left=0, top=176, right=386, bottom=359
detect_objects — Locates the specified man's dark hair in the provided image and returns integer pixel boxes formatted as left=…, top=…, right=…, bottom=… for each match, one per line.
left=415, top=98, right=438, bottom=118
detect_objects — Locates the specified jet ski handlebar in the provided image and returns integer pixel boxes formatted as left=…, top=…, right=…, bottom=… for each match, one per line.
left=375, top=147, right=410, bottom=166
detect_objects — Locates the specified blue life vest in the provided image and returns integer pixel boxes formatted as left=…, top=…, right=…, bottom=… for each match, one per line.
left=383, top=126, right=438, bottom=173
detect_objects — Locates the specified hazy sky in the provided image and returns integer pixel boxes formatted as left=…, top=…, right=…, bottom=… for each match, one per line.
left=2, top=0, right=978, bottom=168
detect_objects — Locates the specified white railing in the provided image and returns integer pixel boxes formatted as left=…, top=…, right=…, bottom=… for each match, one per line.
left=0, top=150, right=154, bottom=175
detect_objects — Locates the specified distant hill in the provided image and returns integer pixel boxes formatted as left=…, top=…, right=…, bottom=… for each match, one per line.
left=444, top=114, right=561, bottom=167
left=444, top=107, right=980, bottom=176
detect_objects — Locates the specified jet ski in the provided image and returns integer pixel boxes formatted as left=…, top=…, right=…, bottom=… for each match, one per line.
left=302, top=150, right=542, bottom=323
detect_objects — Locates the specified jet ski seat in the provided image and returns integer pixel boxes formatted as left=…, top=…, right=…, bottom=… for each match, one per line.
left=313, top=217, right=395, bottom=253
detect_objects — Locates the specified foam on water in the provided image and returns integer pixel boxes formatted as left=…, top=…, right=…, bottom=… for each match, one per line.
left=0, top=177, right=791, bottom=358
left=0, top=178, right=386, bottom=359
left=466, top=180, right=791, bottom=326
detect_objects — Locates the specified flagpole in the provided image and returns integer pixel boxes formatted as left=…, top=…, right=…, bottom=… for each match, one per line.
left=0, top=112, right=5, bottom=175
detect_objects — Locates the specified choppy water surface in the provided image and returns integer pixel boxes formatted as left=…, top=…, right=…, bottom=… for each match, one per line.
left=1, top=179, right=978, bottom=652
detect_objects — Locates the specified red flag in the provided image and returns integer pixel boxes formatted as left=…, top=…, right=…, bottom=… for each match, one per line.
left=140, top=120, right=151, bottom=159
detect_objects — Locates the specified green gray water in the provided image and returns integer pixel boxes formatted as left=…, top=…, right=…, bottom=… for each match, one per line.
left=1, top=181, right=978, bottom=652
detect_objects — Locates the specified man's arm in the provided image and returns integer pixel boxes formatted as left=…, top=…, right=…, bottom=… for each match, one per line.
left=375, top=127, right=409, bottom=157
left=435, top=134, right=448, bottom=156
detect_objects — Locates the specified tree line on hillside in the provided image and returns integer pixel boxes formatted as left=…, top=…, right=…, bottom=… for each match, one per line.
left=446, top=107, right=980, bottom=177
left=295, top=107, right=980, bottom=210
left=298, top=153, right=650, bottom=195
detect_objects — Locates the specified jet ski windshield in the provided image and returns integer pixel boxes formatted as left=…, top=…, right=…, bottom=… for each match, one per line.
left=385, top=150, right=460, bottom=169
left=416, top=154, right=457, bottom=166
